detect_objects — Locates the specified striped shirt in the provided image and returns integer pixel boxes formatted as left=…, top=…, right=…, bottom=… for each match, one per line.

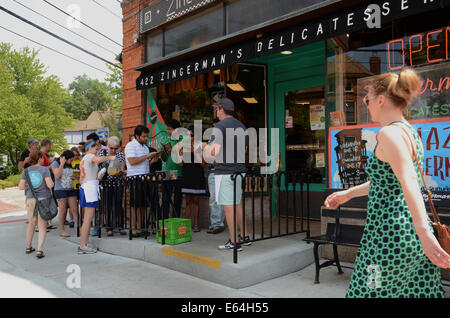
left=125, top=139, right=149, bottom=177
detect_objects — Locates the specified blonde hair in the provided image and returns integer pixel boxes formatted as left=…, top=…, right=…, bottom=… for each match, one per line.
left=369, top=68, right=421, bottom=109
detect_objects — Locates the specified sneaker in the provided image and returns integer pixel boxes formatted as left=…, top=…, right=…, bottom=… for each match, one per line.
left=238, top=234, right=252, bottom=246
left=69, top=221, right=75, bottom=228
left=91, top=228, right=99, bottom=237
left=218, top=239, right=243, bottom=251
left=78, top=246, right=98, bottom=254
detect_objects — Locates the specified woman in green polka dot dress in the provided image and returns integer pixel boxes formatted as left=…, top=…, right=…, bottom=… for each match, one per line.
left=324, top=68, right=450, bottom=298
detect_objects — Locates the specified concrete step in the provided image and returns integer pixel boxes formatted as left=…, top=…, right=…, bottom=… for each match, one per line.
left=66, top=229, right=314, bottom=289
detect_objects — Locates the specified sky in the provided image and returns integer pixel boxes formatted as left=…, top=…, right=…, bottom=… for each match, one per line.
left=0, top=0, right=123, bottom=88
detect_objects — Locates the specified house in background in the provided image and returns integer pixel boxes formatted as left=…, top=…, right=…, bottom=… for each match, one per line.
left=64, top=111, right=121, bottom=148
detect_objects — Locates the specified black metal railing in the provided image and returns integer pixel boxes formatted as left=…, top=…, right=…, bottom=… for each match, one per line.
left=97, top=173, right=181, bottom=243
left=230, top=169, right=312, bottom=263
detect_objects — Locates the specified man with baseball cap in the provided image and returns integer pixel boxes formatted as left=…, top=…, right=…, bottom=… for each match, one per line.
left=202, top=98, right=250, bottom=251
left=19, top=138, right=39, bottom=170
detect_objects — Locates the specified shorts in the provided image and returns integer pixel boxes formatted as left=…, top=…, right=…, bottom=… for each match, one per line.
left=25, top=197, right=47, bottom=222
left=215, top=174, right=245, bottom=206
left=54, top=189, right=78, bottom=200
left=80, top=188, right=98, bottom=208
left=128, top=177, right=148, bottom=208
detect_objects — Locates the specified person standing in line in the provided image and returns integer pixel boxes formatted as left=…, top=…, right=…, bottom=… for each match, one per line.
left=324, top=68, right=450, bottom=298
left=98, top=136, right=127, bottom=236
left=78, top=141, right=115, bottom=254
left=18, top=150, right=54, bottom=259
left=179, top=127, right=206, bottom=232
left=78, top=142, right=86, bottom=158
left=39, top=139, right=53, bottom=168
left=70, top=147, right=82, bottom=228
left=161, top=119, right=183, bottom=219
left=206, top=118, right=225, bottom=234
left=18, top=138, right=39, bottom=170
left=202, top=98, right=250, bottom=251
left=125, top=125, right=159, bottom=236
left=51, top=150, right=78, bottom=237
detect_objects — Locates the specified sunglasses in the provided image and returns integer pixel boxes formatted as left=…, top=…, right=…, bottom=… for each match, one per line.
left=109, top=147, right=118, bottom=150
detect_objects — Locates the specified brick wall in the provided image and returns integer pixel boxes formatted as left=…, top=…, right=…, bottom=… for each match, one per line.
left=121, top=0, right=154, bottom=146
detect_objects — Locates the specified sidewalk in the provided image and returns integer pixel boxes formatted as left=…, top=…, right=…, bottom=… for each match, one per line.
left=0, top=210, right=352, bottom=298
left=0, top=187, right=25, bottom=214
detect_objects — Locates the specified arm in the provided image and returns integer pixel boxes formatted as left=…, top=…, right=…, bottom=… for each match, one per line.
left=45, top=176, right=54, bottom=189
left=324, top=181, right=370, bottom=209
left=378, top=126, right=450, bottom=268
left=18, top=160, right=25, bottom=171
left=18, top=179, right=26, bottom=191
left=92, top=155, right=115, bottom=165
left=52, top=158, right=65, bottom=179
left=127, top=152, right=156, bottom=166
left=202, top=143, right=220, bottom=163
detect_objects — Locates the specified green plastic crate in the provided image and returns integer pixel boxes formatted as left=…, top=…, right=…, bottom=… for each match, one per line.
left=157, top=218, right=192, bottom=245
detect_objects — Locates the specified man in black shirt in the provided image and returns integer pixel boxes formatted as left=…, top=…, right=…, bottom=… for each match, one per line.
left=18, top=138, right=39, bottom=170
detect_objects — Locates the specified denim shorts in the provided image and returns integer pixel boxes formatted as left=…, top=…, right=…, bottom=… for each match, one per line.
left=54, top=189, right=78, bottom=200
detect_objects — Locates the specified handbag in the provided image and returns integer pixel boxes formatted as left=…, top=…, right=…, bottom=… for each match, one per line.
left=24, top=168, right=58, bottom=221
left=394, top=124, right=450, bottom=254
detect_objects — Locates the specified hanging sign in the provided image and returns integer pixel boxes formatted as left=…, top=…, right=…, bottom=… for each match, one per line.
left=136, top=0, right=444, bottom=89
left=140, top=0, right=220, bottom=34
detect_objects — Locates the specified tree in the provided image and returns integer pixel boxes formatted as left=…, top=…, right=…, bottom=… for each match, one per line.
left=0, top=43, right=73, bottom=164
left=105, top=63, right=123, bottom=114
left=65, top=74, right=113, bottom=120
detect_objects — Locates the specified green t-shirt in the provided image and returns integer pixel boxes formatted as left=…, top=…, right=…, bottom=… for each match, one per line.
left=162, top=136, right=183, bottom=177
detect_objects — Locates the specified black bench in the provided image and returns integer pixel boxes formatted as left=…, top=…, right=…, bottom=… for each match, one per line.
left=304, top=188, right=367, bottom=284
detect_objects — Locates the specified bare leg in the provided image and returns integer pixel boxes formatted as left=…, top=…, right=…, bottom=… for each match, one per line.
left=68, top=197, right=78, bottom=224
left=184, top=195, right=192, bottom=219
left=26, top=219, right=36, bottom=248
left=37, top=215, right=47, bottom=251
left=58, top=199, right=69, bottom=236
left=192, top=196, right=199, bottom=229
left=80, top=207, right=95, bottom=247
left=235, top=203, right=248, bottom=237
left=223, top=205, right=236, bottom=243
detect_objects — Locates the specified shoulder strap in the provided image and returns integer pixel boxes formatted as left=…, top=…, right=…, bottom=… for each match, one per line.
left=391, top=123, right=440, bottom=224
left=24, top=168, right=39, bottom=200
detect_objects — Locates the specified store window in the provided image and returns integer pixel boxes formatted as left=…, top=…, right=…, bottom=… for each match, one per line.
left=146, top=31, right=163, bottom=62
left=155, top=63, right=266, bottom=137
left=164, top=5, right=224, bottom=56
left=327, top=10, right=450, bottom=189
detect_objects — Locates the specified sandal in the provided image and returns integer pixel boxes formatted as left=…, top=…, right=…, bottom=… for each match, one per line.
left=193, top=227, right=200, bottom=232
left=26, top=247, right=35, bottom=254
left=60, top=233, right=71, bottom=237
left=47, top=225, right=57, bottom=230
left=36, top=251, right=45, bottom=259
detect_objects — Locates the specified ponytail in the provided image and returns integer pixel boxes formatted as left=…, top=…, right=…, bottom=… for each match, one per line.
left=370, top=68, right=421, bottom=109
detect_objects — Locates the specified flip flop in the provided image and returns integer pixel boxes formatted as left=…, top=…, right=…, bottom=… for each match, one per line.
left=47, top=225, right=57, bottom=230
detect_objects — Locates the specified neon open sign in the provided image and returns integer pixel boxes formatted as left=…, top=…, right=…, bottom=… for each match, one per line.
left=387, top=26, right=450, bottom=70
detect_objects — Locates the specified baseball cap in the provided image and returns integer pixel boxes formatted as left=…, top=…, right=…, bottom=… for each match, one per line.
left=212, top=98, right=235, bottom=111
left=27, top=138, right=39, bottom=146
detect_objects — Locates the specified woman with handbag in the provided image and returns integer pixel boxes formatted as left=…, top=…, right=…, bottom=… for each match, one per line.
left=19, top=150, right=55, bottom=259
left=324, top=68, right=450, bottom=298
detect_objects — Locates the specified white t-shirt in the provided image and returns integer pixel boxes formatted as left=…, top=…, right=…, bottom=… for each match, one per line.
left=125, top=139, right=150, bottom=177
left=80, top=153, right=98, bottom=185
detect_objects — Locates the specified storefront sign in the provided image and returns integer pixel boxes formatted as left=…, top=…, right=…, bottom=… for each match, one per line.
left=140, top=0, right=220, bottom=33
left=329, top=118, right=450, bottom=204
left=137, top=0, right=444, bottom=89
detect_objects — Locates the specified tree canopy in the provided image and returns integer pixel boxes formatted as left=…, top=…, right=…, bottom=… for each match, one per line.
left=0, top=43, right=73, bottom=164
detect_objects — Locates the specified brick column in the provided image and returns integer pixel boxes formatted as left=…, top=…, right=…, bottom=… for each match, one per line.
left=121, top=0, right=153, bottom=147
